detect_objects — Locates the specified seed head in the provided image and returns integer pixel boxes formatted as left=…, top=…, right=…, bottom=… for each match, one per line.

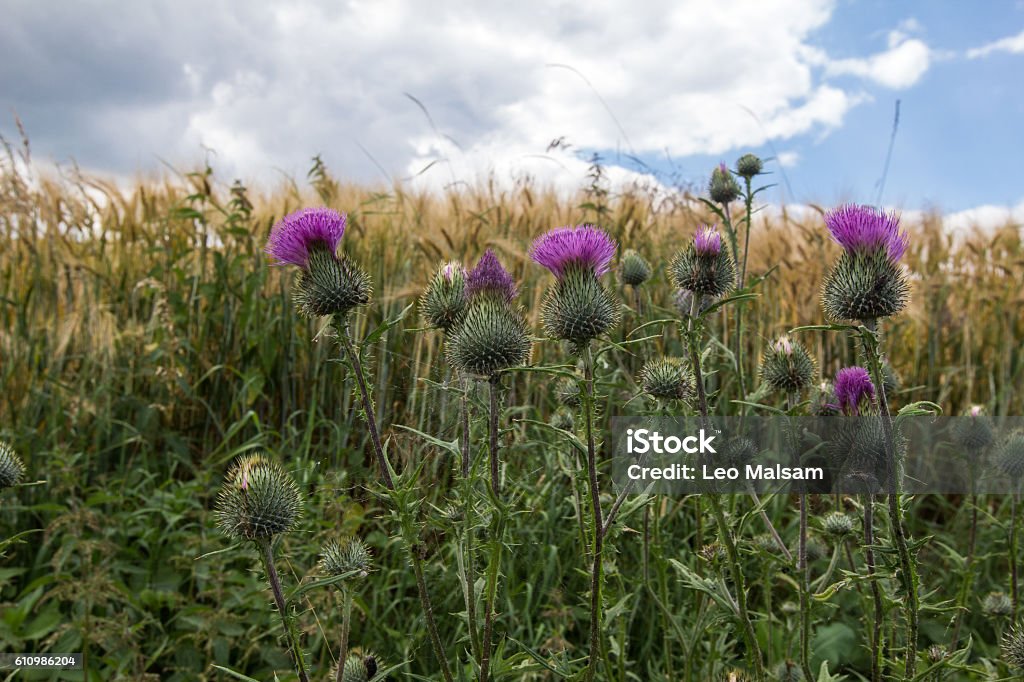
left=760, top=336, right=816, bottom=393
left=708, top=162, right=741, bottom=204
left=639, top=357, right=694, bottom=402
left=671, top=225, right=735, bottom=298
left=0, top=441, right=25, bottom=489
left=215, top=454, right=303, bottom=541
left=619, top=249, right=652, bottom=287
left=420, top=261, right=467, bottom=333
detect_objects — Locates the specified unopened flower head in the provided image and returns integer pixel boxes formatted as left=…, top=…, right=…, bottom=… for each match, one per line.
left=529, top=224, right=617, bottom=279
left=1002, top=623, right=1024, bottom=670
left=339, top=648, right=383, bottom=682
left=320, top=537, right=373, bottom=580
left=445, top=298, right=531, bottom=378
left=266, top=207, right=371, bottom=318
left=639, top=356, right=695, bottom=402
left=832, top=366, right=875, bottom=416
left=533, top=225, right=620, bottom=349
left=761, top=336, right=815, bottom=394
left=736, top=153, right=764, bottom=180
left=215, top=453, right=303, bottom=541
left=671, top=225, right=735, bottom=297
left=619, top=249, right=652, bottom=287
left=420, top=261, right=468, bottom=333
left=953, top=404, right=995, bottom=453
left=821, top=204, right=909, bottom=322
left=0, top=440, right=26, bottom=489
left=466, top=249, right=518, bottom=302
left=983, top=591, right=1014, bottom=617
left=708, top=162, right=741, bottom=204
left=996, top=431, right=1024, bottom=481
left=821, top=512, right=855, bottom=540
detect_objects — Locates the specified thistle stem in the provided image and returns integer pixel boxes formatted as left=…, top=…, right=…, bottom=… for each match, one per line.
left=458, top=376, right=482, bottom=662
left=951, top=493, right=979, bottom=649
left=864, top=496, right=883, bottom=682
left=1011, top=493, right=1020, bottom=619
left=335, top=588, right=353, bottom=682
left=479, top=375, right=506, bottom=682
left=257, top=538, right=309, bottom=682
left=335, top=318, right=453, bottom=682
left=861, top=320, right=919, bottom=679
left=789, top=390, right=814, bottom=682
left=686, top=294, right=764, bottom=680
left=582, top=343, right=605, bottom=682
left=489, top=376, right=501, bottom=496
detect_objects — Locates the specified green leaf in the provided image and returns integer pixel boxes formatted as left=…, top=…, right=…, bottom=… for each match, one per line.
left=210, top=664, right=261, bottom=681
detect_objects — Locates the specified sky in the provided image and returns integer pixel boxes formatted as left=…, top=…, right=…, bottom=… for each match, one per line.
left=2, top=0, right=1023, bottom=220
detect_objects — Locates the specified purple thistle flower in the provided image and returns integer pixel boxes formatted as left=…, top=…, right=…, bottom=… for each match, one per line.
left=442, top=261, right=464, bottom=282
left=466, top=249, right=518, bottom=302
left=832, top=366, right=876, bottom=416
left=265, top=207, right=347, bottom=267
left=693, top=225, right=722, bottom=256
left=529, top=224, right=617, bottom=279
left=824, top=204, right=908, bottom=262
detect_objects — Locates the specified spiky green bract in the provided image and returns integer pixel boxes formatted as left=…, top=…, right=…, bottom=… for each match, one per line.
left=338, top=649, right=384, bottom=682
left=719, top=437, right=758, bottom=469
left=736, top=153, right=764, bottom=180
left=0, top=441, right=25, bottom=489
left=670, top=241, right=735, bottom=298
left=773, top=660, right=804, bottom=681
left=709, top=162, right=741, bottom=204
left=821, top=248, right=908, bottom=322
left=826, top=419, right=892, bottom=493
left=1002, top=624, right=1024, bottom=669
left=619, top=249, right=652, bottom=287
left=673, top=288, right=715, bottom=318
left=996, top=431, right=1024, bottom=481
left=983, top=591, right=1014, bottom=617
left=760, top=336, right=816, bottom=393
left=540, top=265, right=620, bottom=350
left=445, top=297, right=530, bottom=378
left=953, top=406, right=995, bottom=452
left=320, top=538, right=373, bottom=579
left=420, top=262, right=467, bottom=333
left=215, top=454, right=302, bottom=541
left=293, top=246, right=372, bottom=318
left=550, top=407, right=575, bottom=431
left=639, top=357, right=694, bottom=402
left=821, top=512, right=855, bottom=541
left=811, top=381, right=839, bottom=416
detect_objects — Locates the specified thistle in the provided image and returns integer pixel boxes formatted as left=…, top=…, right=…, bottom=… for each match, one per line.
left=321, top=538, right=374, bottom=682
left=673, top=288, right=714, bottom=318
left=996, top=431, right=1024, bottom=481
left=215, top=454, right=308, bottom=682
left=619, top=249, right=652, bottom=287
left=831, top=366, right=875, bottom=417
left=709, top=162, right=741, bottom=205
left=821, top=512, right=855, bottom=541
left=1002, top=623, right=1024, bottom=669
left=639, top=357, right=694, bottom=402
left=953, top=405, right=995, bottom=452
left=445, top=250, right=530, bottom=379
left=736, top=153, right=764, bottom=181
left=215, top=454, right=302, bottom=541
left=760, top=336, right=815, bottom=394
left=266, top=207, right=371, bottom=318
left=983, top=591, right=1015, bottom=618
left=670, top=225, right=735, bottom=298
left=337, top=649, right=386, bottom=682
left=821, top=204, right=909, bottom=322
left=420, top=261, right=468, bottom=333
left=0, top=441, right=25, bottom=489
left=531, top=224, right=620, bottom=350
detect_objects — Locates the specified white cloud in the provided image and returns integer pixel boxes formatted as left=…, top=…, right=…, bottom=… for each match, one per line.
left=825, top=35, right=931, bottom=89
left=776, top=151, right=800, bottom=168
left=941, top=199, right=1024, bottom=233
left=966, top=29, right=1024, bottom=59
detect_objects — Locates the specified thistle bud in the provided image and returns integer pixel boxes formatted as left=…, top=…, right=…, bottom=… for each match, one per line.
left=0, top=441, right=25, bottom=490
left=339, top=649, right=384, bottom=682
left=736, top=153, right=764, bottom=180
left=445, top=298, right=531, bottom=378
left=773, top=660, right=804, bottom=681
left=760, top=336, right=816, bottom=393
left=671, top=225, right=735, bottom=298
left=619, top=249, right=652, bottom=287
left=420, top=262, right=467, bottom=333
left=952, top=405, right=995, bottom=452
left=719, top=437, right=758, bottom=469
left=639, top=357, right=694, bottom=402
left=554, top=376, right=582, bottom=407
left=821, top=512, right=855, bottom=541
left=215, top=454, right=303, bottom=541
left=549, top=407, right=575, bottom=431
left=996, top=431, right=1024, bottom=481
left=983, top=591, right=1014, bottom=617
left=320, top=538, right=373, bottom=580
left=708, top=162, right=741, bottom=204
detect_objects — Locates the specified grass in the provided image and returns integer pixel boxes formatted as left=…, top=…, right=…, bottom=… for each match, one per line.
left=1, top=141, right=1023, bottom=680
